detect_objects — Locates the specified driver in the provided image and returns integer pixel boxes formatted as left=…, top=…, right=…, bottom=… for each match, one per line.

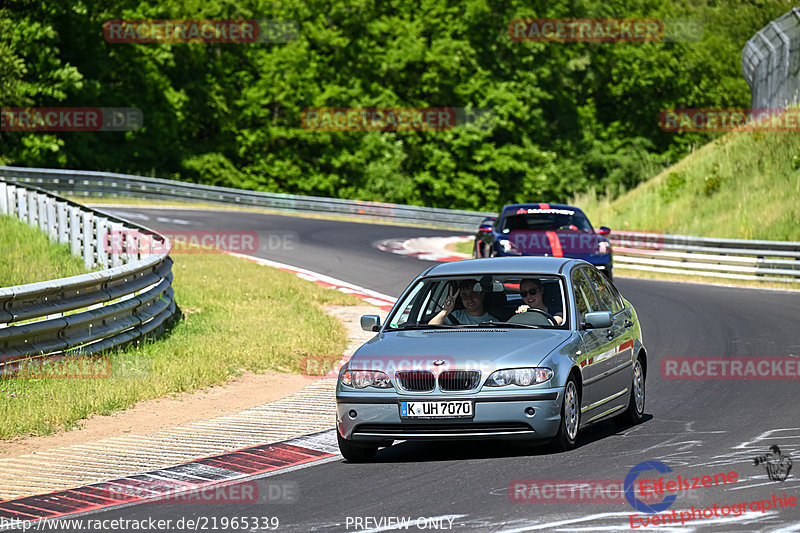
left=429, top=279, right=499, bottom=325
left=515, top=278, right=564, bottom=325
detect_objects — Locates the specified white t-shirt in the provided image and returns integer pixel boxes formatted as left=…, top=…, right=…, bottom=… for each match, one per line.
left=450, top=309, right=499, bottom=325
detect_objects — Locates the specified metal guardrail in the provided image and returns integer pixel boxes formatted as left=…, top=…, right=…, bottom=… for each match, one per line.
left=610, top=232, right=800, bottom=283
left=742, top=7, right=800, bottom=109
left=0, top=166, right=494, bottom=231
left=0, top=178, right=180, bottom=363
left=1, top=166, right=798, bottom=283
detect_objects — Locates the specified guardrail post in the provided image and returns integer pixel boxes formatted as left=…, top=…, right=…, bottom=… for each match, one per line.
left=95, top=216, right=108, bottom=268
left=69, top=206, right=81, bottom=256
left=18, top=187, right=27, bottom=222
left=124, top=227, right=137, bottom=263
left=0, top=181, right=6, bottom=215
left=6, top=185, right=15, bottom=217
left=46, top=197, right=57, bottom=241
left=82, top=210, right=94, bottom=270
left=57, top=201, right=68, bottom=244
left=109, top=222, right=123, bottom=267
left=37, top=194, right=47, bottom=232
left=27, top=190, right=36, bottom=226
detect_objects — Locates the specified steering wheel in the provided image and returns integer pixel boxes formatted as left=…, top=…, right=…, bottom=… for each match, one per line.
left=526, top=307, right=557, bottom=326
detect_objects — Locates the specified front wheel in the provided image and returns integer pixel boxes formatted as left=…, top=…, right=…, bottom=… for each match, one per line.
left=613, top=357, right=645, bottom=426
left=550, top=376, right=580, bottom=452
left=337, top=431, right=378, bottom=462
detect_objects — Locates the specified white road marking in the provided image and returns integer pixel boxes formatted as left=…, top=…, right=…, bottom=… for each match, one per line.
left=155, top=216, right=193, bottom=225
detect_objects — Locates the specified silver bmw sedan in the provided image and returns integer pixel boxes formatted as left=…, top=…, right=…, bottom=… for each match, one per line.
left=336, top=257, right=647, bottom=461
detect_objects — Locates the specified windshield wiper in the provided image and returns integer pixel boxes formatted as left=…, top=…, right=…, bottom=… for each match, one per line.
left=386, top=324, right=461, bottom=331
left=466, top=321, right=543, bottom=329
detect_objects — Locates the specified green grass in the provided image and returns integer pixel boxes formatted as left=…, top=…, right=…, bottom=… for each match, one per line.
left=0, top=253, right=363, bottom=439
left=454, top=240, right=473, bottom=256
left=573, top=128, right=800, bottom=241
left=0, top=215, right=88, bottom=286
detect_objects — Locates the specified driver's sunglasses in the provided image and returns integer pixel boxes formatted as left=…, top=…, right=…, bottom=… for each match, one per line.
left=519, top=288, right=540, bottom=298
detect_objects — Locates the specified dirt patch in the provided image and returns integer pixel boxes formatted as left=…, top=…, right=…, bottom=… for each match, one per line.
left=0, top=304, right=388, bottom=459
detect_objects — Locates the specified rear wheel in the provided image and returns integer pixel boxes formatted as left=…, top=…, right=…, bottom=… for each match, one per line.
left=337, top=431, right=378, bottom=462
left=550, top=376, right=580, bottom=452
left=613, top=357, right=645, bottom=427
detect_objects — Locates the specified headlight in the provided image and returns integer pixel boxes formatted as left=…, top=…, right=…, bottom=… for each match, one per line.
left=499, top=239, right=521, bottom=254
left=341, top=370, right=392, bottom=389
left=591, top=240, right=610, bottom=256
left=485, top=367, right=553, bottom=387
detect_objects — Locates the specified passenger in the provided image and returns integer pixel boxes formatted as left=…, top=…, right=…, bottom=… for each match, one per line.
left=515, top=278, right=564, bottom=325
left=430, top=279, right=499, bottom=325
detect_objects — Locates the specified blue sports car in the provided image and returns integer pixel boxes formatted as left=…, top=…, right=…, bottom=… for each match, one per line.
left=335, top=257, right=646, bottom=461
left=473, top=203, right=613, bottom=280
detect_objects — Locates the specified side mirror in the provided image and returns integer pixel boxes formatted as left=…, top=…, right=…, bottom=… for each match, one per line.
left=360, top=315, right=381, bottom=332
left=584, top=311, right=612, bottom=329
left=478, top=216, right=497, bottom=233
left=597, top=226, right=611, bottom=236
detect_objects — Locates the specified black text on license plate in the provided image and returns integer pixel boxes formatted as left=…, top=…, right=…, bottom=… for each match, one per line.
left=400, top=400, right=473, bottom=418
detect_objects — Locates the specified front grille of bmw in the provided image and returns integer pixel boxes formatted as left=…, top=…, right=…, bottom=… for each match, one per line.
left=396, top=371, right=435, bottom=391
left=395, top=370, right=480, bottom=392
left=438, top=370, right=480, bottom=391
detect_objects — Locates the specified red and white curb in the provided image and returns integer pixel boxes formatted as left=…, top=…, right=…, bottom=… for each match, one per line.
left=0, top=431, right=338, bottom=527
left=226, top=252, right=397, bottom=310
left=376, top=236, right=471, bottom=263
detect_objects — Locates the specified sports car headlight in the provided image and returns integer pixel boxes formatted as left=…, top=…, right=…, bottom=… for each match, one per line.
left=341, top=370, right=392, bottom=389
left=591, top=240, right=610, bottom=256
left=485, top=367, right=553, bottom=387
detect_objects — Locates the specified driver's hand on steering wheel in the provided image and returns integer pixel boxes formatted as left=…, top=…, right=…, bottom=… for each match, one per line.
left=515, top=304, right=529, bottom=314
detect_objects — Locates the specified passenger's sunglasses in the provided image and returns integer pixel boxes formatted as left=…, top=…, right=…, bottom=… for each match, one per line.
left=519, top=289, right=540, bottom=298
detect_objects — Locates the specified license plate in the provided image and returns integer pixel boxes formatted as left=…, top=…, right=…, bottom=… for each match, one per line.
left=399, top=400, right=474, bottom=419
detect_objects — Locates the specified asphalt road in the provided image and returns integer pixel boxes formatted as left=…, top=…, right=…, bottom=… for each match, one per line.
left=31, top=206, right=800, bottom=532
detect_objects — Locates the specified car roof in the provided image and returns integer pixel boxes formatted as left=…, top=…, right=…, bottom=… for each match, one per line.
left=422, top=256, right=584, bottom=276
left=500, top=203, right=586, bottom=216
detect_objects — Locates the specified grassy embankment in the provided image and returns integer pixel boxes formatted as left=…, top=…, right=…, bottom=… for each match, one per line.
left=573, top=128, right=800, bottom=288
left=455, top=129, right=800, bottom=288
left=575, top=129, right=800, bottom=241
left=0, top=215, right=362, bottom=439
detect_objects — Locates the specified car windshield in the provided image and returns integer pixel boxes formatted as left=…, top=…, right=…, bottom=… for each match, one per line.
left=386, top=275, right=569, bottom=330
left=500, top=210, right=593, bottom=232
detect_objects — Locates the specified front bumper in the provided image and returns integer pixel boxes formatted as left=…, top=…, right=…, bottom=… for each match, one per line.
left=336, top=390, right=563, bottom=442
